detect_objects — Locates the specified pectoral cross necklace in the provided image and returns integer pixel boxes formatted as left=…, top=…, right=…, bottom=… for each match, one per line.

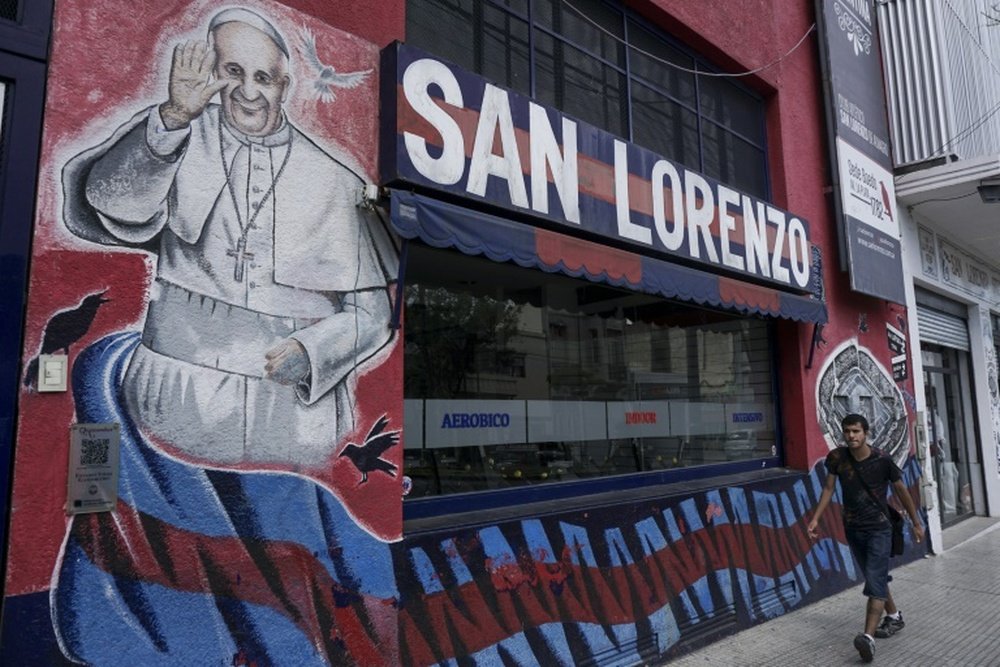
left=219, top=121, right=292, bottom=282
left=227, top=237, right=253, bottom=283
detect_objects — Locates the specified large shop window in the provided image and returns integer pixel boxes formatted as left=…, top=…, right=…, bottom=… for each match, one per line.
left=405, top=0, right=770, bottom=199
left=403, top=244, right=780, bottom=505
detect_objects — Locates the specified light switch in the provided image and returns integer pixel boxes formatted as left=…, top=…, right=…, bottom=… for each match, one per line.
left=38, top=354, right=68, bottom=392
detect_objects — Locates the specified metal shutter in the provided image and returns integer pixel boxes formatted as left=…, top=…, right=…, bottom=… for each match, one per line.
left=916, top=305, right=969, bottom=350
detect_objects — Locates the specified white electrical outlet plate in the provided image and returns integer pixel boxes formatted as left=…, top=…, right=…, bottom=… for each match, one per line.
left=38, top=354, right=69, bottom=392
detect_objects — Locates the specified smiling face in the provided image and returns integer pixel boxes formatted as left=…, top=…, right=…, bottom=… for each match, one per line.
left=212, top=22, right=289, bottom=136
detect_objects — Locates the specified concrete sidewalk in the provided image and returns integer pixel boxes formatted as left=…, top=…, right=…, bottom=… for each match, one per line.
left=668, top=517, right=1000, bottom=666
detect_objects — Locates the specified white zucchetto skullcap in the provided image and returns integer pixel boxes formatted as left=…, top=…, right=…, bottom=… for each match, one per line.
left=208, top=8, right=289, bottom=58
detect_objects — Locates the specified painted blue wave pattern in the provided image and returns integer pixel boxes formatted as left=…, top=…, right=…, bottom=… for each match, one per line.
left=52, top=333, right=398, bottom=666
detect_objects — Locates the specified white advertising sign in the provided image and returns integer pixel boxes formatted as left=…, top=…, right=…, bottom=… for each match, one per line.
left=836, top=137, right=898, bottom=238
left=403, top=399, right=424, bottom=448
left=724, top=403, right=772, bottom=435
left=607, top=401, right=671, bottom=438
left=670, top=402, right=726, bottom=436
left=527, top=400, right=607, bottom=442
left=424, top=399, right=526, bottom=448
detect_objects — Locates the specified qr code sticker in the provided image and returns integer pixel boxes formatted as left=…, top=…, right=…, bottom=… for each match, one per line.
left=81, top=438, right=109, bottom=465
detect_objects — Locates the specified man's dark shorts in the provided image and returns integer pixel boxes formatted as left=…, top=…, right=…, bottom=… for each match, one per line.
left=845, top=526, right=893, bottom=599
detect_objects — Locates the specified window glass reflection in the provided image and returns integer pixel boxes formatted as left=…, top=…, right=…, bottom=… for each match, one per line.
left=403, top=246, right=778, bottom=499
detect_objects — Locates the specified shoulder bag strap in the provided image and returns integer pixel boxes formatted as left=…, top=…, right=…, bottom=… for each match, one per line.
left=845, top=451, right=893, bottom=523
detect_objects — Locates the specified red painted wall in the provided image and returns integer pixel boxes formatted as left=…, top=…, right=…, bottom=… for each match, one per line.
left=283, top=0, right=404, bottom=47
left=635, top=0, right=916, bottom=468
left=2, top=1, right=919, bottom=663
left=5, top=1, right=403, bottom=663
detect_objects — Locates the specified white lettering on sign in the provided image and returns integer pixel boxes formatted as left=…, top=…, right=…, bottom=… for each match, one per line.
left=767, top=207, right=790, bottom=283
left=718, top=185, right=744, bottom=271
left=684, top=171, right=719, bottom=263
left=530, top=104, right=580, bottom=223
left=402, top=58, right=465, bottom=185
left=651, top=160, right=685, bottom=251
left=468, top=84, right=528, bottom=207
left=788, top=216, right=809, bottom=287
left=398, top=55, right=813, bottom=291
left=615, top=140, right=651, bottom=245
left=743, top=196, right=770, bottom=278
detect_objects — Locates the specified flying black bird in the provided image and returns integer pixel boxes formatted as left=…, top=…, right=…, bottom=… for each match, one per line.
left=23, top=290, right=110, bottom=388
left=339, top=415, right=400, bottom=484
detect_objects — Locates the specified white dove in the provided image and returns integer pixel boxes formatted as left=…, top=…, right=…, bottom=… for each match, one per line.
left=299, top=27, right=371, bottom=103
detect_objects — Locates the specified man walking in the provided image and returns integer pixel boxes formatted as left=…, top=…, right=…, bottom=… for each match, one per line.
left=807, top=413, right=925, bottom=662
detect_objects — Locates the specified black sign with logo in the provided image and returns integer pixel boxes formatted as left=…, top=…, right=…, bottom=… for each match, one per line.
left=816, top=0, right=906, bottom=304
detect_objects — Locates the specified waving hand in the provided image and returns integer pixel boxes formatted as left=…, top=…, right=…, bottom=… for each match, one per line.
left=159, top=40, right=227, bottom=130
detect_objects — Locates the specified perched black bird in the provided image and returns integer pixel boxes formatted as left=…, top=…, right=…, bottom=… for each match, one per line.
left=23, top=290, right=110, bottom=388
left=339, top=415, right=400, bottom=484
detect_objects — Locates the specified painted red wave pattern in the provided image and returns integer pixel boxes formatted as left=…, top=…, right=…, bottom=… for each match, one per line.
left=70, top=500, right=395, bottom=666
left=398, top=509, right=848, bottom=665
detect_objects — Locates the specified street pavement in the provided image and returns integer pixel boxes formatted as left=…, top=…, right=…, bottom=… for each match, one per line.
left=666, top=517, right=1000, bottom=666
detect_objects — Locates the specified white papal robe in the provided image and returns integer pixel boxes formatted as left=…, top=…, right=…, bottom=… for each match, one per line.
left=62, top=104, right=398, bottom=466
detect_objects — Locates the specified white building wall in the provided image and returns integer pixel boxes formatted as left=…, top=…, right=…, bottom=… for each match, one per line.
left=883, top=0, right=1000, bottom=551
left=967, top=305, right=1000, bottom=512
left=899, top=220, right=942, bottom=545
left=898, top=204, right=1000, bottom=535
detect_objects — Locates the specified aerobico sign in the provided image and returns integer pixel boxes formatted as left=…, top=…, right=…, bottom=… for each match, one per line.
left=816, top=0, right=905, bottom=304
left=381, top=42, right=818, bottom=295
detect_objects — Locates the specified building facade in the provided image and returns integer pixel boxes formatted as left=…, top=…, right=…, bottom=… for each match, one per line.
left=0, top=1, right=931, bottom=664
left=880, top=0, right=1000, bottom=550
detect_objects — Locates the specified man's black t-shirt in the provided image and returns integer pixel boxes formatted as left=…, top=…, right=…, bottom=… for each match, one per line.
left=824, top=446, right=902, bottom=529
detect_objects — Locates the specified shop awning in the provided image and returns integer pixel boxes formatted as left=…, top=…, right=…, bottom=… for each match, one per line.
left=389, top=190, right=827, bottom=324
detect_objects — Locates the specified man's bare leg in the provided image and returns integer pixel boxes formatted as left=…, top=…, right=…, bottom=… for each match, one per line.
left=884, top=588, right=898, bottom=615
left=865, top=597, right=886, bottom=636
